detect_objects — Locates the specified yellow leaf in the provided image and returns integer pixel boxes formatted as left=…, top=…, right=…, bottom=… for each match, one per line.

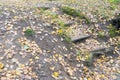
left=52, top=72, right=59, bottom=77
left=0, top=62, right=4, bottom=69
left=14, top=16, right=18, bottom=19
left=16, top=70, right=21, bottom=75
left=11, top=70, right=21, bottom=75
left=88, top=77, right=92, bottom=80
left=83, top=66, right=89, bottom=72
left=100, top=74, right=105, bottom=78
left=35, top=56, right=39, bottom=60
left=19, top=64, right=25, bottom=68
left=57, top=29, right=63, bottom=34
left=47, top=50, right=51, bottom=53
left=54, top=53, right=59, bottom=57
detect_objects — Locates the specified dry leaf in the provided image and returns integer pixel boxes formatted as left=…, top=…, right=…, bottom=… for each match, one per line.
left=0, top=62, right=4, bottom=69
left=83, top=66, right=89, bottom=72
left=49, top=66, right=55, bottom=71
left=35, top=56, right=39, bottom=59
left=112, top=75, right=117, bottom=79
left=88, top=77, right=92, bottom=80
left=67, top=68, right=74, bottom=76
left=14, top=16, right=18, bottom=19
left=52, top=72, right=59, bottom=78
left=57, top=29, right=63, bottom=34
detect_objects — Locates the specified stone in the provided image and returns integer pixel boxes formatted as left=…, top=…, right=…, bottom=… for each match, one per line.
left=64, top=21, right=74, bottom=26
left=71, top=35, right=90, bottom=43
left=90, top=47, right=106, bottom=55
left=90, top=46, right=114, bottom=55
left=85, top=47, right=115, bottom=66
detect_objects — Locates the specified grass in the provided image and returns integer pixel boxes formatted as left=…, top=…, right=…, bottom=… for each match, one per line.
left=53, top=19, right=72, bottom=42
left=40, top=10, right=72, bottom=43
left=56, top=20, right=72, bottom=42
left=61, top=6, right=81, bottom=17
left=61, top=6, right=91, bottom=24
left=85, top=53, right=93, bottom=66
left=46, top=11, right=58, bottom=19
left=33, top=6, right=72, bottom=43
left=108, top=0, right=120, bottom=4
left=64, top=35, right=71, bottom=43
left=24, top=28, right=35, bottom=36
left=108, top=0, right=120, bottom=10
left=108, top=24, right=120, bottom=37
left=56, top=28, right=72, bottom=43
left=97, top=31, right=106, bottom=38
left=39, top=7, right=49, bottom=12
left=53, top=19, right=68, bottom=29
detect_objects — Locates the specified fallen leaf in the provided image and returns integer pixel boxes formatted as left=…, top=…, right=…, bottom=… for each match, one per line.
left=112, top=75, right=117, bottom=79
left=67, top=68, right=74, bottom=76
left=49, top=66, right=55, bottom=71
left=83, top=66, right=89, bottom=72
left=14, top=16, right=18, bottom=19
left=35, top=56, right=39, bottom=60
left=0, top=62, right=4, bottom=69
left=57, top=29, right=63, bottom=34
left=52, top=71, right=59, bottom=78
left=88, top=77, right=92, bottom=80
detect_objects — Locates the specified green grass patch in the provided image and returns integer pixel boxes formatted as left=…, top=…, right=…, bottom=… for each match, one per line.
left=108, top=0, right=120, bottom=4
left=108, top=0, right=120, bottom=10
left=24, top=29, right=35, bottom=36
left=64, top=35, right=72, bottom=43
left=41, top=7, right=49, bottom=10
left=61, top=6, right=91, bottom=24
left=76, top=50, right=82, bottom=60
left=108, top=24, right=120, bottom=37
left=55, top=19, right=68, bottom=29
left=85, top=53, right=93, bottom=66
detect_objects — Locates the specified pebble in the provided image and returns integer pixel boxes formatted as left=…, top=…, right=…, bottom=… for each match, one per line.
left=45, top=33, right=48, bottom=36
left=6, top=64, right=9, bottom=68
left=39, top=38, right=42, bottom=40
left=110, top=59, right=114, bottom=63
left=61, top=38, right=64, bottom=41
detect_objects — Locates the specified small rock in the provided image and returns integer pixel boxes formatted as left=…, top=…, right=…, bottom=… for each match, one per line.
left=110, top=59, right=114, bottom=63
left=90, top=46, right=114, bottom=55
left=64, top=21, right=74, bottom=26
left=71, top=35, right=90, bottom=43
